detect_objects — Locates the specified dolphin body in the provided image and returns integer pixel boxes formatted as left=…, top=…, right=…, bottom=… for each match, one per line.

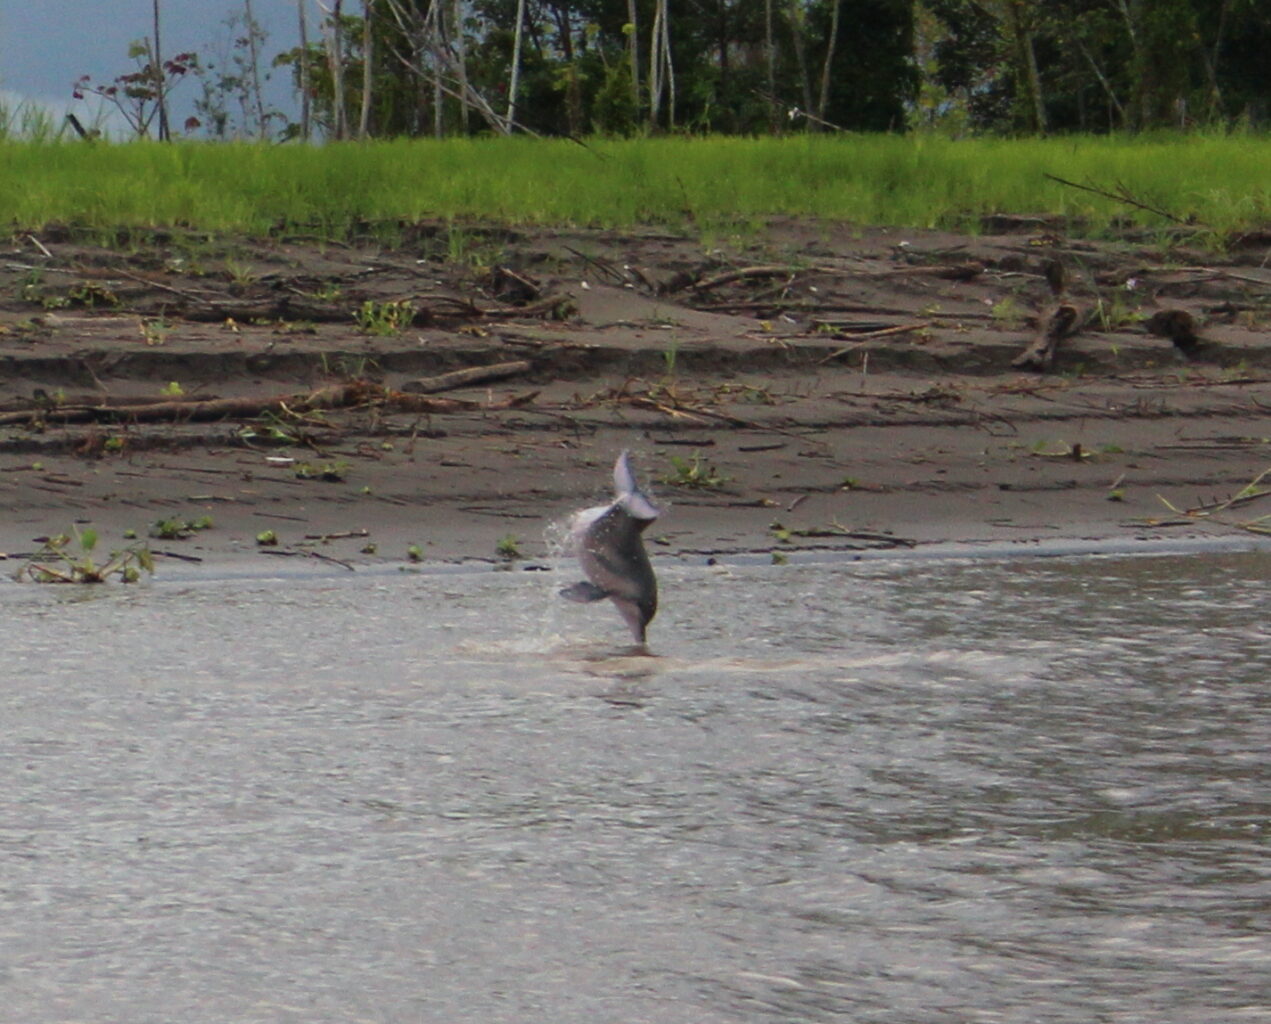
left=561, top=451, right=660, bottom=644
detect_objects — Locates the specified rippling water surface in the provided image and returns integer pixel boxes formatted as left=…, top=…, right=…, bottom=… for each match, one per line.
left=2, top=549, right=1268, bottom=1023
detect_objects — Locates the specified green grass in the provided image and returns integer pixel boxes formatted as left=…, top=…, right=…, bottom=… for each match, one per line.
left=3, top=133, right=1270, bottom=238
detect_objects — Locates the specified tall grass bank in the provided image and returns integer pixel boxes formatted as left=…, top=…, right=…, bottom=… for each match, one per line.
left=3, top=135, right=1269, bottom=238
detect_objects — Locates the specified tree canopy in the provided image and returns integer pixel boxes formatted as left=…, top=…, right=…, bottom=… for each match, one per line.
left=95, top=1, right=1271, bottom=140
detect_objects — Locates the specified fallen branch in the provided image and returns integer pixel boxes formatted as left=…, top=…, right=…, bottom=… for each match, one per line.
left=685, top=260, right=984, bottom=296
left=400, top=359, right=533, bottom=394
left=606, top=390, right=813, bottom=444
left=697, top=300, right=997, bottom=319
left=563, top=245, right=626, bottom=285
left=0, top=392, right=221, bottom=414
left=882, top=261, right=985, bottom=282
left=690, top=265, right=802, bottom=293
left=0, top=382, right=536, bottom=427
left=818, top=324, right=927, bottom=362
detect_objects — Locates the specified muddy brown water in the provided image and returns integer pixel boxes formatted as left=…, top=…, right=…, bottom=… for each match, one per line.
left=2, top=547, right=1268, bottom=1023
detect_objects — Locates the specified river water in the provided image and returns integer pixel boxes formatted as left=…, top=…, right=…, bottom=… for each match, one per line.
left=1, top=547, right=1268, bottom=1023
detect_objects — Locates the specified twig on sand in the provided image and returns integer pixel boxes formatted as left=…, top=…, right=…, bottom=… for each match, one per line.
left=114, top=266, right=221, bottom=303
left=1142, top=468, right=1271, bottom=534
left=259, top=548, right=357, bottom=571
left=773, top=520, right=918, bottom=548
left=26, top=235, right=53, bottom=259
left=562, top=245, right=627, bottom=285
left=152, top=549, right=205, bottom=563
left=303, top=529, right=370, bottom=541
left=818, top=323, right=927, bottom=362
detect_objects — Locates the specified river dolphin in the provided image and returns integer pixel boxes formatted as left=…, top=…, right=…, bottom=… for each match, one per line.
left=560, top=451, right=660, bottom=644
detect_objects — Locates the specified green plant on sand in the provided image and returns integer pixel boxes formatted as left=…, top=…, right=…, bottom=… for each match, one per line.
left=661, top=452, right=728, bottom=489
left=15, top=527, right=154, bottom=584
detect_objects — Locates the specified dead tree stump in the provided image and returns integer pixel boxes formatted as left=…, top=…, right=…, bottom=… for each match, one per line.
left=1146, top=309, right=1202, bottom=353
left=1011, top=304, right=1081, bottom=372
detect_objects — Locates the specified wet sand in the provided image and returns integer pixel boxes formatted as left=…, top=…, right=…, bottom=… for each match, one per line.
left=2, top=220, right=1269, bottom=572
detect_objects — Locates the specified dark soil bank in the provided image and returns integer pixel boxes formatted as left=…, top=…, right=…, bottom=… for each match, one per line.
left=2, top=219, right=1269, bottom=569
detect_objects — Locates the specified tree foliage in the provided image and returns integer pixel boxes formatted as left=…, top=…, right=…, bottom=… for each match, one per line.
left=920, top=0, right=1271, bottom=133
left=83, top=1, right=1271, bottom=140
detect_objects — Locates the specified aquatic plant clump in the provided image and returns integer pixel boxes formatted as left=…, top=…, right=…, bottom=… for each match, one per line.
left=15, top=528, right=154, bottom=584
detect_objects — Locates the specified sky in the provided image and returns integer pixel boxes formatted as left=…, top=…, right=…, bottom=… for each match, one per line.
left=0, top=0, right=307, bottom=134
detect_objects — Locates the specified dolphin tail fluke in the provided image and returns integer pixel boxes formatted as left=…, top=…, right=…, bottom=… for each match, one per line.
left=614, top=449, right=638, bottom=495
left=614, top=450, right=659, bottom=521
left=560, top=581, right=610, bottom=603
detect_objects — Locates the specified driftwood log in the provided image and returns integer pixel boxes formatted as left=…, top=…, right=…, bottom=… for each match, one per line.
left=399, top=359, right=533, bottom=394
left=1010, top=257, right=1080, bottom=372
left=489, top=266, right=541, bottom=304
left=1011, top=304, right=1081, bottom=372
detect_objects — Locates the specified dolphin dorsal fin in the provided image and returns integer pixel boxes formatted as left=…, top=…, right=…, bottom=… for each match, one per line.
left=614, top=450, right=659, bottom=521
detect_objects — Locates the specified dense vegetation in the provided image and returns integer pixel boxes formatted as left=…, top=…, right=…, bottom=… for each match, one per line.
left=3, top=134, right=1269, bottom=236
left=286, top=1, right=1271, bottom=138
left=22, top=1, right=1271, bottom=142
left=3, top=3, right=1268, bottom=239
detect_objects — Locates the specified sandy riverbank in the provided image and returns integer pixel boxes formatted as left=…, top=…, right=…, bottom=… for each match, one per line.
left=2, top=219, right=1269, bottom=574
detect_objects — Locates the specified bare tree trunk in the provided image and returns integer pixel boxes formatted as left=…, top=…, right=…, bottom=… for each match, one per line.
left=817, top=0, right=842, bottom=125
left=716, top=0, right=730, bottom=101
left=417, top=0, right=443, bottom=137
left=325, top=0, right=349, bottom=139
left=765, top=0, right=777, bottom=129
left=381, top=0, right=514, bottom=136
left=453, top=0, right=469, bottom=133
left=506, top=0, right=527, bottom=130
left=1200, top=0, right=1231, bottom=120
left=1024, top=33, right=1046, bottom=132
left=786, top=0, right=814, bottom=122
left=298, top=0, right=312, bottom=139
left=244, top=0, right=269, bottom=137
left=434, top=6, right=444, bottom=139
left=431, top=0, right=445, bottom=137
left=627, top=0, right=641, bottom=120
left=1113, top=0, right=1147, bottom=128
left=661, top=0, right=675, bottom=129
left=647, top=0, right=675, bottom=130
left=153, top=0, right=170, bottom=140
left=1004, top=0, right=1045, bottom=133
left=648, top=0, right=662, bottom=129
left=1075, top=37, right=1126, bottom=128
left=359, top=0, right=374, bottom=137
left=549, top=3, right=583, bottom=136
